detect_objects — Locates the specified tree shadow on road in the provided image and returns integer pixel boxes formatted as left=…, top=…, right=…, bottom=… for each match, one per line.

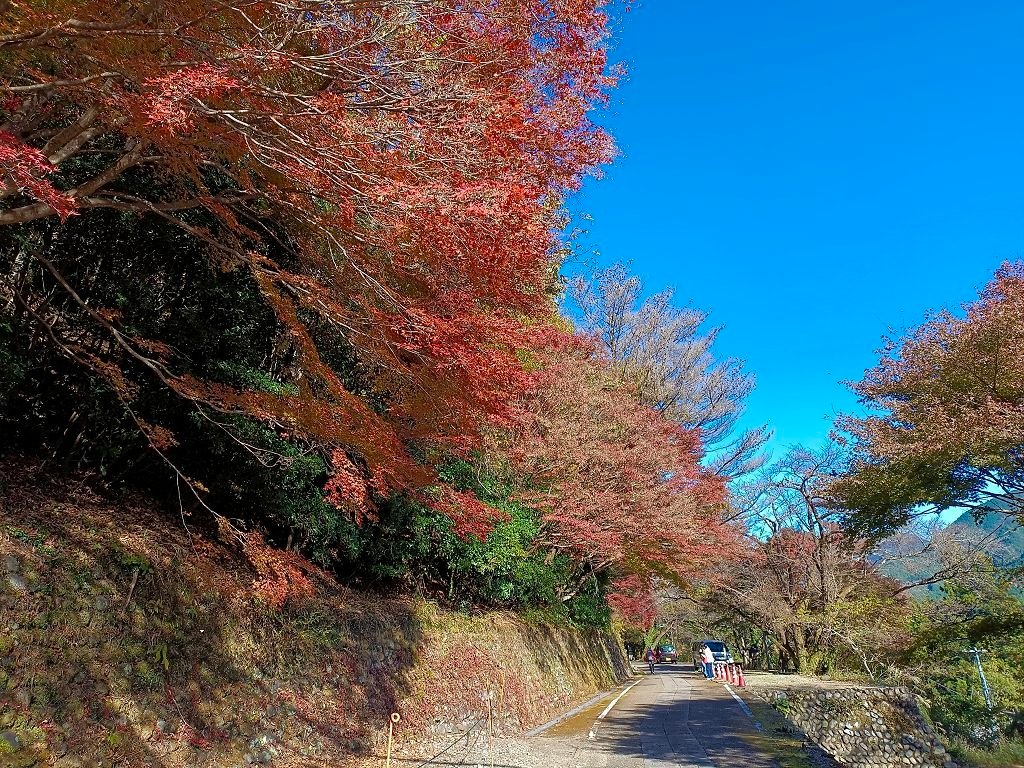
left=580, top=670, right=838, bottom=768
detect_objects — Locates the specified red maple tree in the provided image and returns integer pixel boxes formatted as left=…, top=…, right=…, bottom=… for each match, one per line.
left=501, top=346, right=735, bottom=601
left=0, top=1, right=618, bottom=528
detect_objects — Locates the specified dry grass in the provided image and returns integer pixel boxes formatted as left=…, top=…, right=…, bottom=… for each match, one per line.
left=739, top=698, right=832, bottom=768
left=952, top=740, right=1024, bottom=768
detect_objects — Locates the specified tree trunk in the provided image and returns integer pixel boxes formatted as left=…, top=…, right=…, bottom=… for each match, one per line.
left=780, top=626, right=811, bottom=674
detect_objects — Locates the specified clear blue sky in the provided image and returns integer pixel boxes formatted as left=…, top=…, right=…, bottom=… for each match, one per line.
left=567, top=0, right=1024, bottom=457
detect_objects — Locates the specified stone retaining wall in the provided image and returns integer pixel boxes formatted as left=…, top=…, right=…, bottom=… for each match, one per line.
left=756, top=687, right=954, bottom=768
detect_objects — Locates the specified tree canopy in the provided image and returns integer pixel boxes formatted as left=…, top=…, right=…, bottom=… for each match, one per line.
left=834, top=262, right=1024, bottom=538
left=0, top=0, right=616, bottom=526
left=0, top=0, right=739, bottom=625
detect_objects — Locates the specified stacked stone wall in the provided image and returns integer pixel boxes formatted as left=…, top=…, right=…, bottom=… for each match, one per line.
left=758, top=687, right=953, bottom=768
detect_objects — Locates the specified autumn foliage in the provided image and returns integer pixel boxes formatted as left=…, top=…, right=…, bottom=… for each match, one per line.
left=0, top=1, right=737, bottom=622
left=835, top=262, right=1024, bottom=536
left=0, top=0, right=615, bottom=517
left=506, top=348, right=731, bottom=593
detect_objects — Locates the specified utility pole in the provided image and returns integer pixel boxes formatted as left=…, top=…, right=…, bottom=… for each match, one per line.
left=963, top=647, right=993, bottom=711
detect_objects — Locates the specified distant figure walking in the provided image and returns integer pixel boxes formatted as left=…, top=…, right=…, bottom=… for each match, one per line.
left=700, top=644, right=715, bottom=679
left=646, top=647, right=656, bottom=674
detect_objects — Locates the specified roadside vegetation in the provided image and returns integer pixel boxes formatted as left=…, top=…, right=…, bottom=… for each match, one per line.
left=739, top=698, right=823, bottom=768
left=2, top=4, right=1024, bottom=767
left=0, top=1, right=752, bottom=635
left=0, top=462, right=627, bottom=766
left=652, top=266, right=1024, bottom=765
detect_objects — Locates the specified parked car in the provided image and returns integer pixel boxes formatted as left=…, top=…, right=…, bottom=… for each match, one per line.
left=657, top=644, right=678, bottom=663
left=692, top=639, right=733, bottom=666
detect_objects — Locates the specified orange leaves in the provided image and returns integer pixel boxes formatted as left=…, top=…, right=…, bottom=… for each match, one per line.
left=241, top=531, right=317, bottom=610
left=135, top=420, right=179, bottom=452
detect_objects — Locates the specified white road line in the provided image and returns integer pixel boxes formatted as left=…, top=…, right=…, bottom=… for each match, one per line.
left=588, top=678, right=643, bottom=739
left=598, top=678, right=642, bottom=720
left=724, top=683, right=763, bottom=732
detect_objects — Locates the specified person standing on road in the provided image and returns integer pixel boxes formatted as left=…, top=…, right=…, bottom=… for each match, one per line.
left=646, top=647, right=656, bottom=674
left=700, top=644, right=715, bottom=679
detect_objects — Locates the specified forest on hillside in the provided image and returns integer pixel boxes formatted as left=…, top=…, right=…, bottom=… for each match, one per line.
left=1, top=2, right=1023, bottom=765
left=0, top=0, right=761, bottom=627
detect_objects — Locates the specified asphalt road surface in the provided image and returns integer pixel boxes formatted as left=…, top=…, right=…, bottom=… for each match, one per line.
left=391, top=664, right=794, bottom=767
left=522, top=664, right=778, bottom=768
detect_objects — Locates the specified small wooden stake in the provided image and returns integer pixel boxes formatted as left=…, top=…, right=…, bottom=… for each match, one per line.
left=488, top=702, right=494, bottom=768
left=121, top=565, right=140, bottom=617
left=386, top=712, right=400, bottom=768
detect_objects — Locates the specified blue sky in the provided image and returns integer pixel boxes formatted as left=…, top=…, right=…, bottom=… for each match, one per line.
left=566, top=0, right=1024, bottom=458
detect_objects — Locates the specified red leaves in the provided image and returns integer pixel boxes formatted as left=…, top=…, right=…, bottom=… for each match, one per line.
left=430, top=487, right=509, bottom=540
left=324, top=450, right=373, bottom=525
left=1, top=3, right=742, bottom=614
left=144, top=64, right=242, bottom=134
left=607, top=574, right=657, bottom=629
left=0, top=130, right=76, bottom=218
left=241, top=531, right=318, bottom=610
left=386, top=295, right=539, bottom=441
left=0, top=1, right=621, bottom=543
left=505, top=349, right=733, bottom=583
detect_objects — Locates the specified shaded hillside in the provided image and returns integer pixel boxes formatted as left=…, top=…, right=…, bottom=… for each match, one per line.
left=0, top=460, right=628, bottom=768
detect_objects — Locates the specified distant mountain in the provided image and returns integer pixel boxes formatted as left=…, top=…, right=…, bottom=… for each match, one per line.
left=875, top=503, right=1024, bottom=599
left=947, top=507, right=1024, bottom=569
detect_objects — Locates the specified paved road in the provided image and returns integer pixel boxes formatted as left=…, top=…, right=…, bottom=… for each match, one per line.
left=386, top=665, right=800, bottom=767
left=523, top=664, right=777, bottom=768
